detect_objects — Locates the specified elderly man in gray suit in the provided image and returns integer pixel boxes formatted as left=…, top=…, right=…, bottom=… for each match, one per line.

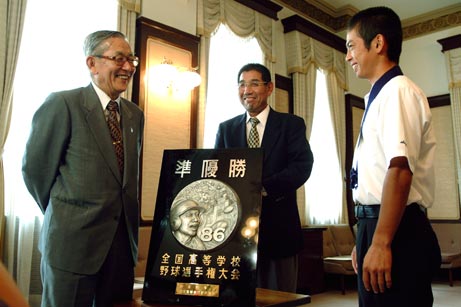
left=22, top=30, right=144, bottom=307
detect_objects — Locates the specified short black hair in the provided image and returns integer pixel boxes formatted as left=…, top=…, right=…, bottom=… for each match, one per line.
left=237, top=63, right=271, bottom=83
left=347, top=6, right=402, bottom=64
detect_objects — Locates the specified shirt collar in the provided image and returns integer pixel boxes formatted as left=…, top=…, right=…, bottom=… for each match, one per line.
left=246, top=104, right=270, bottom=126
left=368, top=65, right=403, bottom=104
left=91, top=82, right=121, bottom=110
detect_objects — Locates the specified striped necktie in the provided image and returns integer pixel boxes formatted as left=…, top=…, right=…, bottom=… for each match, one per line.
left=107, top=100, right=124, bottom=175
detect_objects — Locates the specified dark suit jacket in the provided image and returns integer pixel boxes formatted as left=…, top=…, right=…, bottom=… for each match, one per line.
left=215, top=107, right=313, bottom=258
left=22, top=84, right=144, bottom=274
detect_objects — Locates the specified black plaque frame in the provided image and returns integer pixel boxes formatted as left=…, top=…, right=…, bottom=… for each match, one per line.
left=142, top=148, right=263, bottom=306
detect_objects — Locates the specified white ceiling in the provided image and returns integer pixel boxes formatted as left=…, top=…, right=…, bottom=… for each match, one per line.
left=309, top=0, right=461, bottom=21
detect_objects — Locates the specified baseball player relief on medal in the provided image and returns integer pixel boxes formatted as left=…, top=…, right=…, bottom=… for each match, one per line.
left=170, top=179, right=240, bottom=251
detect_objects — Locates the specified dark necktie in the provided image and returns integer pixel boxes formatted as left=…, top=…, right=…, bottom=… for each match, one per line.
left=248, top=117, right=260, bottom=148
left=107, top=100, right=124, bottom=175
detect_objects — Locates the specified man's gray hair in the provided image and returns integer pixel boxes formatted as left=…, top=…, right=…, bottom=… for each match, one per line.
left=83, top=30, right=126, bottom=56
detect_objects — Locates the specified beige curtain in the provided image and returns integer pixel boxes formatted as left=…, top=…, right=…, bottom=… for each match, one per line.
left=117, top=0, right=140, bottom=100
left=196, top=0, right=276, bottom=147
left=443, top=48, right=461, bottom=201
left=197, top=36, right=212, bottom=148
left=285, top=30, right=348, bottom=224
left=325, top=71, right=347, bottom=223
left=292, top=68, right=316, bottom=225
left=0, top=0, right=28, bottom=258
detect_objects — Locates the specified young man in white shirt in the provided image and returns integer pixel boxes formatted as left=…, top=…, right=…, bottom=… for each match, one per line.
left=346, top=6, right=441, bottom=307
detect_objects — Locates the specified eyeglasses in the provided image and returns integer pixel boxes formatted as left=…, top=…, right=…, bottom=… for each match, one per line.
left=238, top=81, right=268, bottom=90
left=93, top=55, right=139, bottom=67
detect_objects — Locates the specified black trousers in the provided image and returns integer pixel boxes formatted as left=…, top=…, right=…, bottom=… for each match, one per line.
left=256, top=253, right=298, bottom=292
left=356, top=204, right=441, bottom=307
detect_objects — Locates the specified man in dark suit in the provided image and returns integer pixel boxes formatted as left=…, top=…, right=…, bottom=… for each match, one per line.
left=22, top=30, right=144, bottom=307
left=214, top=63, right=314, bottom=292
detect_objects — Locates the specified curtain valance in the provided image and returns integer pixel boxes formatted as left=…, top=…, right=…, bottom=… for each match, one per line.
left=285, top=31, right=347, bottom=90
left=118, top=0, right=140, bottom=13
left=198, top=0, right=275, bottom=62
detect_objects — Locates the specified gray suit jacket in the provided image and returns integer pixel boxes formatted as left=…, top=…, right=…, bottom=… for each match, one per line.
left=22, top=84, right=144, bottom=274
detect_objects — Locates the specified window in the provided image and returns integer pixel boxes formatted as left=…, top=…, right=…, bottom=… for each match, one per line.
left=304, top=69, right=343, bottom=224
left=3, top=0, right=117, bottom=296
left=4, top=0, right=117, bottom=218
left=203, top=24, right=263, bottom=148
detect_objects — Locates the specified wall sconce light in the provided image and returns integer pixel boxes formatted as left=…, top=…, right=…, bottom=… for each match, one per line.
left=176, top=68, right=202, bottom=89
left=150, top=57, right=201, bottom=92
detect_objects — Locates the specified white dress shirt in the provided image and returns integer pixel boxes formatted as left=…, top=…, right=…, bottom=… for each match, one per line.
left=352, top=75, right=436, bottom=208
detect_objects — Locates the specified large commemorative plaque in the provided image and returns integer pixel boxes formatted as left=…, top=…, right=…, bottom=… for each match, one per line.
left=142, top=148, right=263, bottom=306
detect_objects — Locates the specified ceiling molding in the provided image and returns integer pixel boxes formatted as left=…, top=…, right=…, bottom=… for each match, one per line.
left=402, top=8, right=461, bottom=39
left=275, top=0, right=461, bottom=39
left=296, top=0, right=358, bottom=18
left=402, top=4, right=461, bottom=26
left=275, top=0, right=352, bottom=31
left=235, top=0, right=283, bottom=20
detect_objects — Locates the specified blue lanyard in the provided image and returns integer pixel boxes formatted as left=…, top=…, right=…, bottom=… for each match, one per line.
left=350, top=65, right=404, bottom=190
left=359, top=65, right=403, bottom=140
